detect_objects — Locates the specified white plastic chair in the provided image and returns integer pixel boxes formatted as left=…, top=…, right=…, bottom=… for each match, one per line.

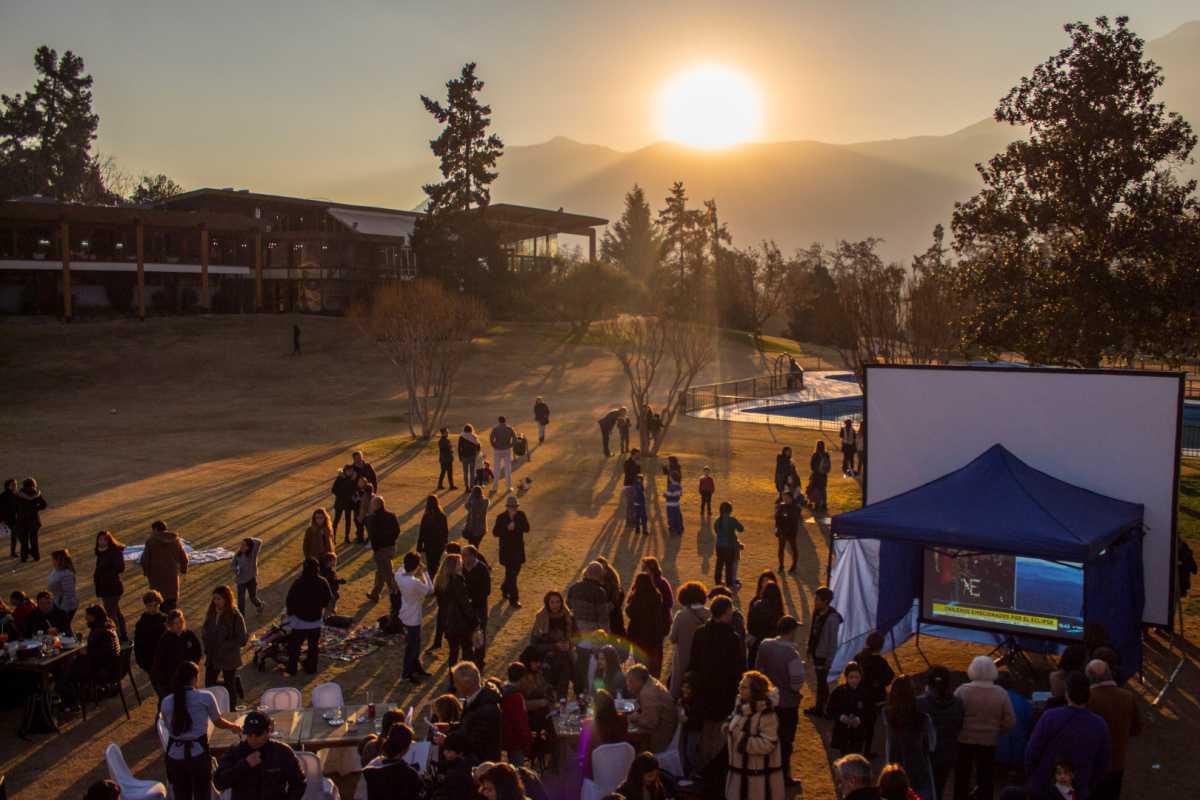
left=403, top=741, right=432, bottom=772
left=582, top=742, right=635, bottom=800
left=298, top=751, right=341, bottom=800
left=156, top=716, right=169, bottom=751
left=654, top=719, right=685, bottom=777
left=403, top=705, right=414, bottom=725
left=261, top=686, right=303, bottom=710
left=206, top=684, right=231, bottom=714
left=310, top=682, right=344, bottom=709
left=105, top=743, right=168, bottom=800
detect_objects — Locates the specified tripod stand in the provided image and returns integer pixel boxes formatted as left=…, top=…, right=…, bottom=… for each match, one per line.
left=989, top=634, right=1037, bottom=676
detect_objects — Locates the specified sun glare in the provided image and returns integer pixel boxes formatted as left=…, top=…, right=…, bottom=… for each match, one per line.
left=659, top=64, right=763, bottom=149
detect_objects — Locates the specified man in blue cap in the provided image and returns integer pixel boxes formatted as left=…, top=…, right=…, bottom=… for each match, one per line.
left=214, top=711, right=306, bottom=800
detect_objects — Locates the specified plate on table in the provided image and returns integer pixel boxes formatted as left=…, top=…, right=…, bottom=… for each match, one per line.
left=615, top=699, right=636, bottom=713
left=60, top=637, right=77, bottom=647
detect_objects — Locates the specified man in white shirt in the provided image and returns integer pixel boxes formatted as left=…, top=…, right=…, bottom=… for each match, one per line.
left=395, top=551, right=432, bottom=684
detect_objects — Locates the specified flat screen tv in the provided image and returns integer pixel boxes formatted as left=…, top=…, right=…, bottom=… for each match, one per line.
left=920, top=548, right=1085, bottom=641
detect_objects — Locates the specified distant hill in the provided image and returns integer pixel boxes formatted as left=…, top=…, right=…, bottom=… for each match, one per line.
left=325, top=21, right=1200, bottom=261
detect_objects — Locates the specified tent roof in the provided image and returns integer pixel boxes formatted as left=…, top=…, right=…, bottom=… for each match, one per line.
left=831, top=444, right=1143, bottom=562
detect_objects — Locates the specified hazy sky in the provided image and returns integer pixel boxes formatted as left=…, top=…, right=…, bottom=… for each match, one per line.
left=2, top=0, right=1197, bottom=196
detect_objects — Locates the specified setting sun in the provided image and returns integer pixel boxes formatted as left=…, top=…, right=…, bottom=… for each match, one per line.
left=659, top=64, right=763, bottom=149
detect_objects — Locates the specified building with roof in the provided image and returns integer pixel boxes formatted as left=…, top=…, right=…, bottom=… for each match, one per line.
left=0, top=188, right=606, bottom=317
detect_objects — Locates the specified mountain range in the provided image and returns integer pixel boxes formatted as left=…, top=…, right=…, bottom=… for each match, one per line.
left=326, top=21, right=1200, bottom=262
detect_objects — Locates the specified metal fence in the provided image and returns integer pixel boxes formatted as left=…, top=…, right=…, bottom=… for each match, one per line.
left=686, top=374, right=783, bottom=413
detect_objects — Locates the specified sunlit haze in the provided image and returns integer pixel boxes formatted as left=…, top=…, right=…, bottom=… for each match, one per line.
left=659, top=65, right=763, bottom=149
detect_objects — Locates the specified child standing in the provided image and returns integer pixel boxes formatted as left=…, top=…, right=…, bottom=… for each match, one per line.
left=232, top=537, right=264, bottom=614
left=698, top=466, right=715, bottom=517
left=632, top=474, right=649, bottom=535
left=827, top=661, right=869, bottom=756
left=663, top=468, right=683, bottom=536
left=617, top=414, right=632, bottom=454
left=713, top=501, right=745, bottom=587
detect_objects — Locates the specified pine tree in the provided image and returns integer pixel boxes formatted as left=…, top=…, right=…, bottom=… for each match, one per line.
left=655, top=182, right=709, bottom=299
left=420, top=62, right=504, bottom=215
left=0, top=46, right=101, bottom=201
left=600, top=184, right=663, bottom=283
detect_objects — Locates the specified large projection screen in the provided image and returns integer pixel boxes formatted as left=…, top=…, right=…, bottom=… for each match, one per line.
left=864, top=365, right=1182, bottom=627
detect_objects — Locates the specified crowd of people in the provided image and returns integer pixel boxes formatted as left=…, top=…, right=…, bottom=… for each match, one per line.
left=4, top=395, right=1147, bottom=800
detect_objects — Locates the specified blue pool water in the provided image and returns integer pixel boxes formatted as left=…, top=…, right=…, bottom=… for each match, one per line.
left=744, top=395, right=863, bottom=421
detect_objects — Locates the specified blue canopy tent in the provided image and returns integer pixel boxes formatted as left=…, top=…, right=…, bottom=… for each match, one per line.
left=828, top=444, right=1145, bottom=677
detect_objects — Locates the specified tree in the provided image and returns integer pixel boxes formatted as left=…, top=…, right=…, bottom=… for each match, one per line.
left=352, top=280, right=487, bottom=439
left=420, top=62, right=504, bottom=215
left=655, top=182, right=709, bottom=302
left=0, top=46, right=101, bottom=201
left=785, top=243, right=848, bottom=348
left=551, top=259, right=645, bottom=337
left=130, top=173, right=183, bottom=206
left=905, top=225, right=966, bottom=363
left=598, top=313, right=716, bottom=454
left=830, top=238, right=905, bottom=380
left=732, top=240, right=791, bottom=339
left=601, top=184, right=663, bottom=283
left=952, top=16, right=1200, bottom=367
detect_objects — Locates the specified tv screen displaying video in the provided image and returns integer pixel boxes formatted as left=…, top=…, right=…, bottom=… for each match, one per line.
left=921, top=549, right=1085, bottom=641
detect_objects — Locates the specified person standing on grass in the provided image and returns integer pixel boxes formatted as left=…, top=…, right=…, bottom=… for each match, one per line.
left=774, top=447, right=798, bottom=494
left=882, top=675, right=937, bottom=800
left=663, top=466, right=684, bottom=536
left=493, top=495, right=529, bottom=608
left=201, top=585, right=248, bottom=701
left=351, top=450, right=378, bottom=491
left=640, top=556, right=673, bottom=623
left=856, top=418, right=867, bottom=474
left=14, top=477, right=47, bottom=563
left=713, top=501, right=745, bottom=588
left=632, top=474, right=649, bottom=535
left=533, top=397, right=551, bottom=444
left=774, top=492, right=800, bottom=574
left=626, top=572, right=671, bottom=678
left=840, top=419, right=858, bottom=477
left=667, top=581, right=710, bottom=697
left=953, top=655, right=1015, bottom=800
left=489, top=416, right=516, bottom=494
left=134, top=590, right=168, bottom=680
left=160, top=660, right=243, bottom=800
left=418, top=494, right=450, bottom=580
left=353, top=476, right=375, bottom=544
left=458, top=424, right=482, bottom=491
left=462, top=545, right=492, bottom=668
left=302, top=508, right=336, bottom=564
left=755, top=616, right=805, bottom=789
left=724, top=670, right=786, bottom=800
left=94, top=530, right=128, bottom=641
left=918, top=665, right=965, bottom=800
left=1, top=478, right=18, bottom=559
left=463, top=485, right=489, bottom=548
left=284, top=558, right=331, bottom=675
left=1026, top=672, right=1110, bottom=800
left=396, top=551, right=434, bottom=684
left=622, top=449, right=643, bottom=521
left=232, top=537, right=265, bottom=614
left=1086, top=659, right=1141, bottom=800
left=436, top=427, right=457, bottom=490
left=747, top=580, right=784, bottom=669
left=365, top=496, right=401, bottom=602
left=142, top=519, right=188, bottom=612
left=808, top=441, right=832, bottom=513
left=689, top=595, right=747, bottom=767
left=598, top=407, right=627, bottom=457
left=854, top=630, right=896, bottom=757
left=805, top=585, right=842, bottom=717
left=48, top=548, right=79, bottom=631
left=330, top=465, right=358, bottom=544
left=152, top=609, right=204, bottom=699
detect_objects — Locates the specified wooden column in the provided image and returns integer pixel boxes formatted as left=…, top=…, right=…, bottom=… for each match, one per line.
left=588, top=228, right=597, bottom=262
left=254, top=231, right=263, bottom=312
left=60, top=220, right=72, bottom=321
left=199, top=224, right=210, bottom=309
left=136, top=220, right=145, bottom=320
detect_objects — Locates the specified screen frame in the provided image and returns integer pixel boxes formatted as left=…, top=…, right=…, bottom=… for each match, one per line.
left=863, top=363, right=1182, bottom=629
left=917, top=546, right=1088, bottom=644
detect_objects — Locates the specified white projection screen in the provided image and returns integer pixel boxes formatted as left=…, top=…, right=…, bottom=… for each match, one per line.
left=863, top=365, right=1183, bottom=627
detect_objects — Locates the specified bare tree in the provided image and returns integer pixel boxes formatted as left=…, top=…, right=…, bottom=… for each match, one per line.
left=740, top=240, right=791, bottom=340
left=904, top=225, right=965, bottom=364
left=353, top=280, right=486, bottom=439
left=830, top=238, right=906, bottom=381
left=598, top=313, right=716, bottom=454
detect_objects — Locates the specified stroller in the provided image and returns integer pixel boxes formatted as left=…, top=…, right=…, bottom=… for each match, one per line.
left=252, top=621, right=292, bottom=672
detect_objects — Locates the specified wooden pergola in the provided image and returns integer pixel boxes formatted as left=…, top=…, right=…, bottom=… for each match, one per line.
left=1, top=201, right=264, bottom=320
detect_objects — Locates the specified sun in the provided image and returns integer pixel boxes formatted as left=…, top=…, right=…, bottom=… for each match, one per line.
left=659, top=64, right=763, bottom=149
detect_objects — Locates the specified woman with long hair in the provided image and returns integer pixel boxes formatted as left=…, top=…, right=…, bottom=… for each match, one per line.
left=917, top=665, right=964, bottom=800
left=201, top=585, right=248, bottom=700
left=151, top=609, right=204, bottom=699
left=160, top=660, right=240, bottom=800
left=640, top=556, right=673, bottom=619
left=417, top=494, right=449, bottom=581
left=582, top=689, right=629, bottom=780
left=595, top=555, right=627, bottom=647
left=593, top=644, right=627, bottom=697
left=883, top=675, right=937, bottom=800
left=530, top=590, right=576, bottom=696
left=47, top=548, right=79, bottom=631
left=617, top=752, right=670, bottom=800
left=463, top=485, right=489, bottom=547
left=361, top=722, right=423, bottom=799
left=94, top=530, right=127, bottom=641
left=878, top=764, right=921, bottom=800
left=724, top=670, right=785, bottom=800
left=626, top=572, right=670, bottom=678
left=60, top=604, right=122, bottom=711
left=302, top=508, right=336, bottom=564
left=478, top=763, right=526, bottom=800
left=434, top=553, right=478, bottom=667
left=747, top=579, right=784, bottom=667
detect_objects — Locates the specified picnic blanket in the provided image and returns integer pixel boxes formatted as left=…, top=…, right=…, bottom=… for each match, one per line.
left=251, top=621, right=401, bottom=663
left=123, top=540, right=235, bottom=565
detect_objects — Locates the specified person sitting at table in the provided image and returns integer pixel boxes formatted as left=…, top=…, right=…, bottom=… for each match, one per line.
left=617, top=752, right=674, bottom=800
left=429, top=731, right=477, bottom=800
left=582, top=689, right=630, bottom=780
left=518, top=646, right=559, bottom=768
left=9, top=590, right=36, bottom=636
left=160, top=661, right=242, bottom=800
left=593, top=643, right=627, bottom=697
left=359, top=707, right=408, bottom=765
left=24, top=590, right=72, bottom=637
left=214, top=710, right=306, bottom=800
left=0, top=598, right=20, bottom=639
left=625, top=664, right=679, bottom=755
left=59, top=604, right=121, bottom=713
left=451, top=660, right=504, bottom=762
left=478, top=763, right=533, bottom=800
left=152, top=609, right=204, bottom=699
left=361, top=722, right=423, bottom=800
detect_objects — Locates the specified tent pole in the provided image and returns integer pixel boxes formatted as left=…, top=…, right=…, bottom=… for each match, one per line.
left=1153, top=593, right=1187, bottom=706
left=914, top=618, right=931, bottom=669
left=888, top=627, right=904, bottom=674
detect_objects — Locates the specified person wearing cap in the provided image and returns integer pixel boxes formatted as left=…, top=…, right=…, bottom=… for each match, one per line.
left=492, top=495, right=529, bottom=608
left=213, top=710, right=306, bottom=800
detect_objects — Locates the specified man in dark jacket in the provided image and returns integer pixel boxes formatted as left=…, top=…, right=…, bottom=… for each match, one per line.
left=689, top=596, right=747, bottom=767
left=452, top=661, right=504, bottom=762
left=598, top=407, right=627, bottom=457
left=567, top=562, right=613, bottom=694
left=462, top=545, right=491, bottom=668
left=133, top=590, right=168, bottom=676
left=351, top=450, right=378, bottom=490
left=436, top=428, right=457, bottom=490
left=24, top=591, right=72, bottom=637
left=805, top=586, right=843, bottom=716
left=330, top=466, right=358, bottom=544
left=285, top=558, right=332, bottom=675
left=834, top=754, right=881, bottom=800
left=533, top=397, right=550, bottom=444
left=14, top=478, right=47, bottom=562
left=214, top=711, right=306, bottom=800
left=365, top=496, right=401, bottom=602
left=492, top=495, right=529, bottom=608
